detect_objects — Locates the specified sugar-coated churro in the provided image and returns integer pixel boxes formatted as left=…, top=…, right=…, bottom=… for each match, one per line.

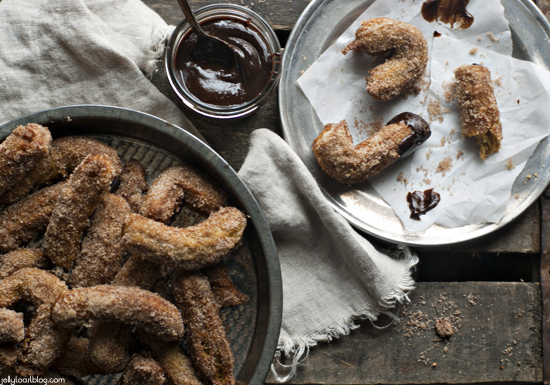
left=342, top=17, right=428, bottom=101
left=0, top=135, right=121, bottom=205
left=140, top=165, right=228, bottom=223
left=117, top=354, right=166, bottom=385
left=70, top=193, right=131, bottom=287
left=454, top=64, right=503, bottom=159
left=204, top=261, right=249, bottom=308
left=52, top=336, right=108, bottom=377
left=0, top=268, right=69, bottom=376
left=52, top=285, right=184, bottom=341
left=0, top=248, right=49, bottom=280
left=43, top=154, right=117, bottom=270
left=116, top=158, right=148, bottom=213
left=122, top=207, right=247, bottom=271
left=173, top=271, right=235, bottom=385
left=313, top=113, right=431, bottom=184
left=88, top=322, right=135, bottom=374
left=139, top=331, right=204, bottom=385
left=0, top=123, right=52, bottom=197
left=0, top=182, right=66, bottom=254
left=0, top=308, right=24, bottom=344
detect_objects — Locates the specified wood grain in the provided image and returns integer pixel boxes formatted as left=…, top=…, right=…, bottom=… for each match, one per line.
left=266, top=282, right=543, bottom=384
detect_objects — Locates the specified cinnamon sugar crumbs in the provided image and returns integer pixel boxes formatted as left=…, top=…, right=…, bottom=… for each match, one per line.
left=469, top=47, right=478, bottom=55
left=487, top=32, right=500, bottom=42
left=427, top=98, right=450, bottom=124
left=436, top=156, right=453, bottom=177
left=456, top=151, right=464, bottom=160
left=397, top=172, right=408, bottom=185
left=506, top=158, right=515, bottom=170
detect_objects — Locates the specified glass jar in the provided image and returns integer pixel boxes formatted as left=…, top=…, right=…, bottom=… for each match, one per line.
left=165, top=4, right=282, bottom=120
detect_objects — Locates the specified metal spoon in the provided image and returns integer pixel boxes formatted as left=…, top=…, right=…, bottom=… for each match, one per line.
left=176, top=0, right=237, bottom=68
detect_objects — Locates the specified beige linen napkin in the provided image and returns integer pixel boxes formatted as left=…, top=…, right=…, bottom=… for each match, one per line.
left=0, top=0, right=201, bottom=138
left=238, top=129, right=418, bottom=382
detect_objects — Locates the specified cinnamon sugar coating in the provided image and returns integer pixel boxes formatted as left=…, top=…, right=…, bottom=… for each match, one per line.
left=312, top=114, right=430, bottom=184
left=140, top=165, right=228, bottom=223
left=0, top=248, right=48, bottom=280
left=70, top=193, right=131, bottom=288
left=52, top=285, right=184, bottom=341
left=343, top=17, right=428, bottom=101
left=173, top=271, right=235, bottom=385
left=0, top=135, right=121, bottom=205
left=122, top=207, right=247, bottom=271
left=139, top=332, right=203, bottom=385
left=454, top=64, right=503, bottom=159
left=43, top=154, right=117, bottom=270
left=0, top=308, right=24, bottom=344
left=0, top=268, right=69, bottom=376
left=204, top=261, right=249, bottom=308
left=0, top=123, right=51, bottom=197
left=0, top=182, right=66, bottom=253
left=116, top=158, right=148, bottom=213
left=117, top=355, right=166, bottom=385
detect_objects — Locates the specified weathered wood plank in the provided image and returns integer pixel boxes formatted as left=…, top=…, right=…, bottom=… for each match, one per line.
left=265, top=282, right=542, bottom=384
left=144, top=0, right=310, bottom=32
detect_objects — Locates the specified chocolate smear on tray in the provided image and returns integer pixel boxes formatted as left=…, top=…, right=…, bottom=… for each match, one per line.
left=407, top=188, right=441, bottom=220
left=421, top=0, right=474, bottom=30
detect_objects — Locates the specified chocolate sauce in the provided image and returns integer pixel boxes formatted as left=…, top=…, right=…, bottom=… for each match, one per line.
left=407, top=188, right=441, bottom=220
left=386, top=112, right=431, bottom=158
left=421, top=0, right=474, bottom=30
left=175, top=18, right=273, bottom=106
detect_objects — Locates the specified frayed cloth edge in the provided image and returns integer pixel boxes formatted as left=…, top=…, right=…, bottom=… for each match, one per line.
left=270, top=245, right=419, bottom=383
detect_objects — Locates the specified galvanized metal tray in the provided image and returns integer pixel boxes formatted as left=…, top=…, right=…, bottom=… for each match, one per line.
left=0, top=105, right=282, bottom=384
left=279, top=0, right=550, bottom=246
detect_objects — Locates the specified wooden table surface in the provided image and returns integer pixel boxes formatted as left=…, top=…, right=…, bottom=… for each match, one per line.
left=143, top=1, right=549, bottom=383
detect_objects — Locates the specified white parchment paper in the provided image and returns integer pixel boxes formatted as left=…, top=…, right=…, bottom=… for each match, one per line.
left=297, top=0, right=550, bottom=231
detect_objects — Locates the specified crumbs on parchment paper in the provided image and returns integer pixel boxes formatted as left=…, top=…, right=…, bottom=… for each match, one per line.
left=523, top=173, right=539, bottom=184
left=354, top=117, right=383, bottom=138
left=457, top=151, right=464, bottom=160
left=443, top=82, right=456, bottom=103
left=506, top=158, right=515, bottom=170
left=427, top=97, right=451, bottom=124
left=469, top=47, right=478, bottom=55
left=436, top=156, right=453, bottom=177
left=397, top=171, right=408, bottom=185
left=487, top=32, right=500, bottom=42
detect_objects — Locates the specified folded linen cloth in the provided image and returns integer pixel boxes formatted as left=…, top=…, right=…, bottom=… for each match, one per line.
left=238, top=129, right=418, bottom=382
left=0, top=0, right=202, bottom=139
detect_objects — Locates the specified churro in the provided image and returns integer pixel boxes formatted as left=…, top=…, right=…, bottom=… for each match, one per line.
left=70, top=193, right=131, bottom=287
left=0, top=308, right=24, bottom=344
left=140, top=165, right=228, bottom=223
left=52, top=336, right=108, bottom=377
left=0, top=135, right=122, bottom=205
left=0, top=268, right=69, bottom=376
left=122, top=207, right=247, bottom=271
left=0, top=123, right=51, bottom=197
left=204, top=261, right=249, bottom=308
left=173, top=271, right=235, bottom=385
left=52, top=285, right=184, bottom=341
left=0, top=248, right=48, bottom=280
left=43, top=154, right=117, bottom=270
left=117, top=354, right=166, bottom=385
left=312, top=113, right=431, bottom=184
left=139, top=332, right=203, bottom=385
left=0, top=182, right=66, bottom=253
left=454, top=64, right=503, bottom=159
left=88, top=322, right=135, bottom=374
left=342, top=17, right=428, bottom=101
left=116, top=158, right=148, bottom=213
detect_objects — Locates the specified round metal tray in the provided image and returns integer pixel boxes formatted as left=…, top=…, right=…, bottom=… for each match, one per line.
left=0, top=105, right=282, bottom=384
left=279, top=0, right=550, bottom=246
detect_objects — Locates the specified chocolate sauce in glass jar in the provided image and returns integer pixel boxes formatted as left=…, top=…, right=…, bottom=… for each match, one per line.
left=175, top=18, right=273, bottom=106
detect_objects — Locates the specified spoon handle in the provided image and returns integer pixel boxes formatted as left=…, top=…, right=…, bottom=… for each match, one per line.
left=176, top=0, right=206, bottom=36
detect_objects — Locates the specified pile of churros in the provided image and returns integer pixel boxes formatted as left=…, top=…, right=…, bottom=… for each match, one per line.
left=0, top=123, right=249, bottom=385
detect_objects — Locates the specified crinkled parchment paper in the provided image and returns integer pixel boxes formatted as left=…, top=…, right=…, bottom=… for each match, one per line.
left=297, top=0, right=550, bottom=231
